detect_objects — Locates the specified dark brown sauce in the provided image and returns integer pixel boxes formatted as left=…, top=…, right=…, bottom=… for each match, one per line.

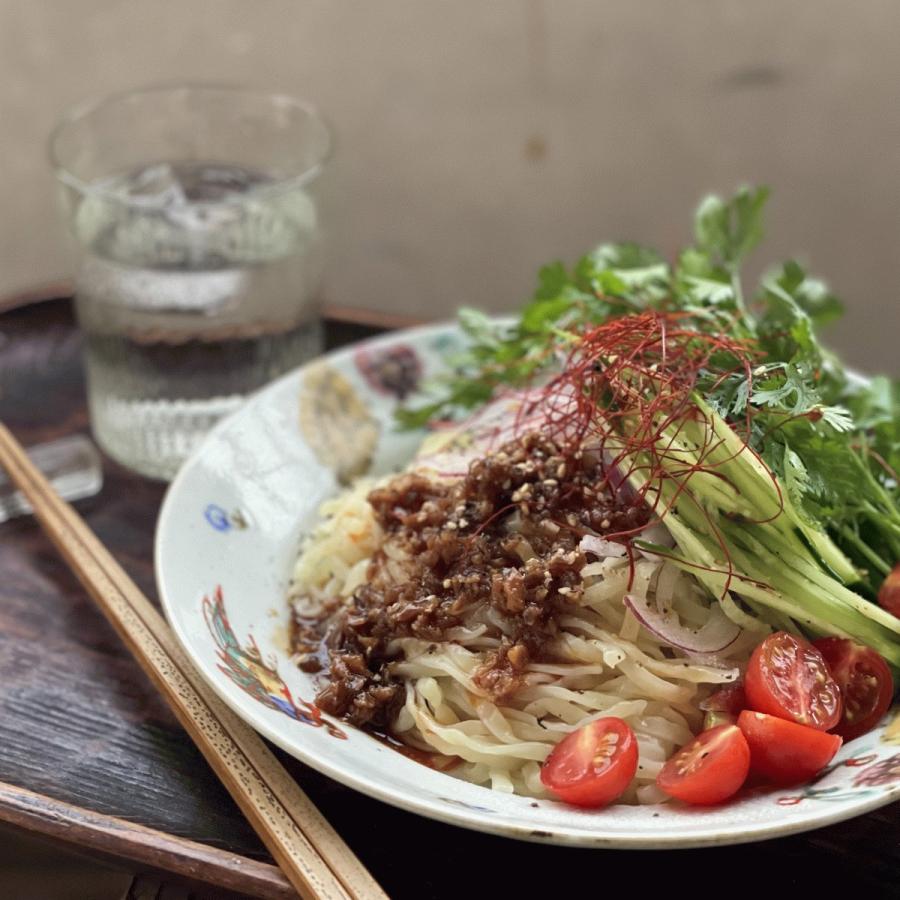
left=370, top=728, right=461, bottom=772
left=292, top=613, right=332, bottom=673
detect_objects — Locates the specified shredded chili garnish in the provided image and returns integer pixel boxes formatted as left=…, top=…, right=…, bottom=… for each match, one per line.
left=504, top=310, right=780, bottom=595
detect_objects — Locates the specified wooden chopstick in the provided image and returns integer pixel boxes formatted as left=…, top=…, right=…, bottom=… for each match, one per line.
left=0, top=423, right=389, bottom=900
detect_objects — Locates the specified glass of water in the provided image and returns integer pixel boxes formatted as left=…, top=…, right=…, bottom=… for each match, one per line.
left=49, top=85, right=333, bottom=480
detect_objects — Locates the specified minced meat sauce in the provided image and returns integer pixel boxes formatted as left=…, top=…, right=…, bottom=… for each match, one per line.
left=290, top=433, right=648, bottom=730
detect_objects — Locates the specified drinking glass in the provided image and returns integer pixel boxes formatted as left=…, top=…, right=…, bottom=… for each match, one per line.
left=49, top=85, right=333, bottom=480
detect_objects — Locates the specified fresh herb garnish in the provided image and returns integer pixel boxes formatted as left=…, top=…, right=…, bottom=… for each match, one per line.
left=399, top=187, right=900, bottom=611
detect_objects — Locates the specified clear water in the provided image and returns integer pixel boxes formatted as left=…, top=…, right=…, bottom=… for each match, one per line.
left=73, top=161, right=325, bottom=480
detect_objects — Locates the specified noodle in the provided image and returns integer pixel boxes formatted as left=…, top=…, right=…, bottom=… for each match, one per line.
left=288, top=436, right=759, bottom=803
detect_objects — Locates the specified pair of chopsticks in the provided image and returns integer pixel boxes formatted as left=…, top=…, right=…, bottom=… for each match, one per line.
left=0, top=422, right=388, bottom=900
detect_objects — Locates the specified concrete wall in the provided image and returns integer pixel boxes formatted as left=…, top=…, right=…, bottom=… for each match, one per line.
left=2, top=0, right=899, bottom=371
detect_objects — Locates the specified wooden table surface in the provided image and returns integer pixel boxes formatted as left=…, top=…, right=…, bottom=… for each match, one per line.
left=1, top=297, right=899, bottom=899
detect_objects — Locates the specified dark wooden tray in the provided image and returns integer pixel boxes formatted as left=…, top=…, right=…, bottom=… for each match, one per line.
left=1, top=297, right=898, bottom=898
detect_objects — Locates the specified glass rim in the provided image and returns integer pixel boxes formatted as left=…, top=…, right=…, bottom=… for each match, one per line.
left=47, top=82, right=335, bottom=208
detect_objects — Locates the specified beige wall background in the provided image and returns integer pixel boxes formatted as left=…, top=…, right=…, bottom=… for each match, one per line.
left=2, top=0, right=900, bottom=371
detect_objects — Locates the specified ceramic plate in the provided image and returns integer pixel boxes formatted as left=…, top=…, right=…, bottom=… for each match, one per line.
left=155, top=321, right=900, bottom=848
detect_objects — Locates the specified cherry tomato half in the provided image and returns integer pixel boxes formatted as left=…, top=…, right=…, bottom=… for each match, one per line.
left=745, top=631, right=842, bottom=731
left=738, top=710, right=842, bottom=785
left=700, top=683, right=746, bottom=729
left=657, top=724, right=750, bottom=805
left=813, top=637, right=894, bottom=741
left=877, top=563, right=900, bottom=618
left=540, top=717, right=638, bottom=808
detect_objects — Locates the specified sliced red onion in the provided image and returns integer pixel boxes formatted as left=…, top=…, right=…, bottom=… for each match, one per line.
left=603, top=459, right=628, bottom=493
left=579, top=534, right=627, bottom=558
left=602, top=459, right=638, bottom=504
left=600, top=447, right=652, bottom=503
left=623, top=593, right=741, bottom=654
left=414, top=385, right=579, bottom=478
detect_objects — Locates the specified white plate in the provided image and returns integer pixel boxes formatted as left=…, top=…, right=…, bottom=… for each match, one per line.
left=155, top=321, right=900, bottom=848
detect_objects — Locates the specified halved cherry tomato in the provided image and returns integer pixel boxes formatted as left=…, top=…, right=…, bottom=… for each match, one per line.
left=745, top=631, right=842, bottom=731
left=540, top=717, right=638, bottom=808
left=738, top=710, right=842, bottom=784
left=877, top=563, right=900, bottom=618
left=813, top=637, right=894, bottom=741
left=700, top=683, right=746, bottom=729
left=657, top=724, right=750, bottom=805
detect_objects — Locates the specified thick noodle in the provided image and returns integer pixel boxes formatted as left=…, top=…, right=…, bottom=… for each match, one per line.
left=289, top=480, right=757, bottom=803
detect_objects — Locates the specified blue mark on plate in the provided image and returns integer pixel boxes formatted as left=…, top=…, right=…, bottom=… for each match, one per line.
left=437, top=796, right=495, bottom=813
left=204, top=504, right=231, bottom=532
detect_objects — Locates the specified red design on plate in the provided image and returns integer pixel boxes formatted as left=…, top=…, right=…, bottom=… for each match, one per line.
left=354, top=344, right=423, bottom=399
left=852, top=753, right=900, bottom=788
left=202, top=586, right=345, bottom=738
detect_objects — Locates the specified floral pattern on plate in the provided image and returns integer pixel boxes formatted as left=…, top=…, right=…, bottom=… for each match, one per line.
left=203, top=586, right=345, bottom=739
left=354, top=343, right=423, bottom=399
left=299, top=362, right=380, bottom=483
